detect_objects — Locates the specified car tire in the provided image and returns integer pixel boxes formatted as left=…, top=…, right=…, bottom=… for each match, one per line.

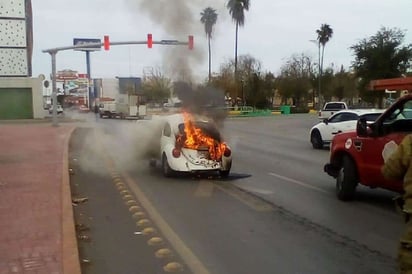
left=311, top=130, right=324, bottom=149
left=219, top=169, right=230, bottom=178
left=336, top=155, right=358, bottom=201
left=162, top=155, right=174, bottom=177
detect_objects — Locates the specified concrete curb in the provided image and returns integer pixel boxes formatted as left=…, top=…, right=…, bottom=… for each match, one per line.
left=61, top=126, right=81, bottom=274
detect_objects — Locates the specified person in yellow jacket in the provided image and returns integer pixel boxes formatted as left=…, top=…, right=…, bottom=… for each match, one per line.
left=382, top=134, right=412, bottom=273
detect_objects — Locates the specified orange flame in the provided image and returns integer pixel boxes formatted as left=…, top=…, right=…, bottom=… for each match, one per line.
left=176, top=112, right=227, bottom=160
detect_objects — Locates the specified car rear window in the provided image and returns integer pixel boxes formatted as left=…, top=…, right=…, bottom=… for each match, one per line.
left=324, top=103, right=346, bottom=110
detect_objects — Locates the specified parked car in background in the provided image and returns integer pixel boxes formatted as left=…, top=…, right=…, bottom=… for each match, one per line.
left=155, top=113, right=232, bottom=178
left=318, top=101, right=349, bottom=119
left=324, top=94, right=412, bottom=201
left=310, top=109, right=384, bottom=149
left=48, top=104, right=63, bottom=114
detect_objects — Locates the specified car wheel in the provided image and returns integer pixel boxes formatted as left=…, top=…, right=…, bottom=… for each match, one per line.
left=162, top=155, right=173, bottom=177
left=219, top=169, right=230, bottom=178
left=336, top=155, right=358, bottom=201
left=311, top=130, right=323, bottom=149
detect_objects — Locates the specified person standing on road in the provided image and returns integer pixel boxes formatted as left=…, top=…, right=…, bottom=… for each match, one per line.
left=382, top=134, right=412, bottom=273
left=94, top=104, right=99, bottom=122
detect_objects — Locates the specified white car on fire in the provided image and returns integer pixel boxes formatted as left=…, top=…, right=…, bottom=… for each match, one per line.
left=310, top=108, right=384, bottom=149
left=158, top=113, right=232, bottom=177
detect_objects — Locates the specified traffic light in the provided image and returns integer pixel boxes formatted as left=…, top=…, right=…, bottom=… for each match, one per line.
left=147, top=33, right=153, bottom=48
left=188, top=35, right=194, bottom=50
left=104, top=35, right=110, bottom=50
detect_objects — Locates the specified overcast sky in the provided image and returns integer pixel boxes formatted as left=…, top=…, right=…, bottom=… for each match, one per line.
left=31, top=0, right=411, bottom=81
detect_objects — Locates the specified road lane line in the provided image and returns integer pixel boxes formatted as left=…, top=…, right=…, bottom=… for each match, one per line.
left=123, top=173, right=210, bottom=274
left=268, top=172, right=329, bottom=194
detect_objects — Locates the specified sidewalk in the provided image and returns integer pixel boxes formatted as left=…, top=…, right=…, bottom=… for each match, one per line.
left=0, top=122, right=80, bottom=274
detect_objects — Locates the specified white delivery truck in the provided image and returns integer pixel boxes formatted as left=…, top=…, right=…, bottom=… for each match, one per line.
left=98, top=101, right=116, bottom=118
left=111, top=94, right=147, bottom=119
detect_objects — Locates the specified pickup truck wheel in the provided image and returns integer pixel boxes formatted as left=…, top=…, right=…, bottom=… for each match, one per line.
left=336, top=156, right=358, bottom=201
left=162, top=155, right=174, bottom=177
left=311, top=130, right=323, bottom=149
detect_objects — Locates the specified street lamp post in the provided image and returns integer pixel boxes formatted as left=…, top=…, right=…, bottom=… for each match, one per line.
left=47, top=50, right=58, bottom=127
left=241, top=79, right=245, bottom=106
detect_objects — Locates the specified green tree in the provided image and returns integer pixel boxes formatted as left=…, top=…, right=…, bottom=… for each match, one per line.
left=262, top=72, right=276, bottom=107
left=330, top=66, right=357, bottom=103
left=278, top=53, right=314, bottom=107
left=350, top=27, right=412, bottom=106
left=227, top=0, right=250, bottom=90
left=200, top=7, right=218, bottom=82
left=316, top=23, right=333, bottom=106
left=237, top=55, right=261, bottom=106
left=142, top=68, right=171, bottom=103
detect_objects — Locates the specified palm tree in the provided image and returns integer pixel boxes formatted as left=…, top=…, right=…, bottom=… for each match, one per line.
left=227, top=0, right=250, bottom=85
left=316, top=23, right=333, bottom=107
left=200, top=7, right=218, bottom=82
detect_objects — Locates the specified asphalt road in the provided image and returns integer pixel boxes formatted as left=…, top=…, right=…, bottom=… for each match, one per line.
left=69, top=114, right=401, bottom=274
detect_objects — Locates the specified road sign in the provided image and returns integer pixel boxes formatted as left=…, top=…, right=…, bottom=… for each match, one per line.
left=73, top=38, right=102, bottom=51
left=160, top=39, right=178, bottom=45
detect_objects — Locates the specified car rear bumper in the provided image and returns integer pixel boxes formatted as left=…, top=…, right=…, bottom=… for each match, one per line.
left=168, top=155, right=231, bottom=173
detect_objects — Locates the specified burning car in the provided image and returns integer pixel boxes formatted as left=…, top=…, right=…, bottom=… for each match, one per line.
left=157, top=112, right=232, bottom=177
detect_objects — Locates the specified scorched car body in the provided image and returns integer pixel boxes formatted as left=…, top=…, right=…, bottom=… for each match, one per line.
left=158, top=113, right=232, bottom=177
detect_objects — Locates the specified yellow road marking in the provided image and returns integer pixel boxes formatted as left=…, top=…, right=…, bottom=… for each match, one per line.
left=122, top=194, right=133, bottom=201
left=132, top=211, right=146, bottom=219
left=155, top=248, right=173, bottom=259
left=125, top=200, right=138, bottom=207
left=142, top=227, right=156, bottom=236
left=148, top=237, right=164, bottom=246
left=163, top=262, right=184, bottom=273
left=123, top=173, right=210, bottom=274
left=137, top=219, right=151, bottom=227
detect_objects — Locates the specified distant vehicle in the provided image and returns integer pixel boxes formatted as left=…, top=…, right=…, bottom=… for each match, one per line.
left=324, top=94, right=412, bottom=201
left=96, top=95, right=147, bottom=119
left=318, top=101, right=348, bottom=119
left=155, top=113, right=232, bottom=178
left=98, top=102, right=116, bottom=118
left=163, top=102, right=182, bottom=113
left=310, top=109, right=385, bottom=149
left=49, top=104, right=63, bottom=114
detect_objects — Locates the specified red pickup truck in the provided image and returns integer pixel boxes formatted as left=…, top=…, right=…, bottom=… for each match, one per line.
left=324, top=94, right=412, bottom=200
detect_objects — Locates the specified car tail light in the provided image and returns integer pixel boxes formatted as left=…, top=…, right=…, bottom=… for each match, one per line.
left=172, top=148, right=181, bottom=158
left=223, top=147, right=231, bottom=157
